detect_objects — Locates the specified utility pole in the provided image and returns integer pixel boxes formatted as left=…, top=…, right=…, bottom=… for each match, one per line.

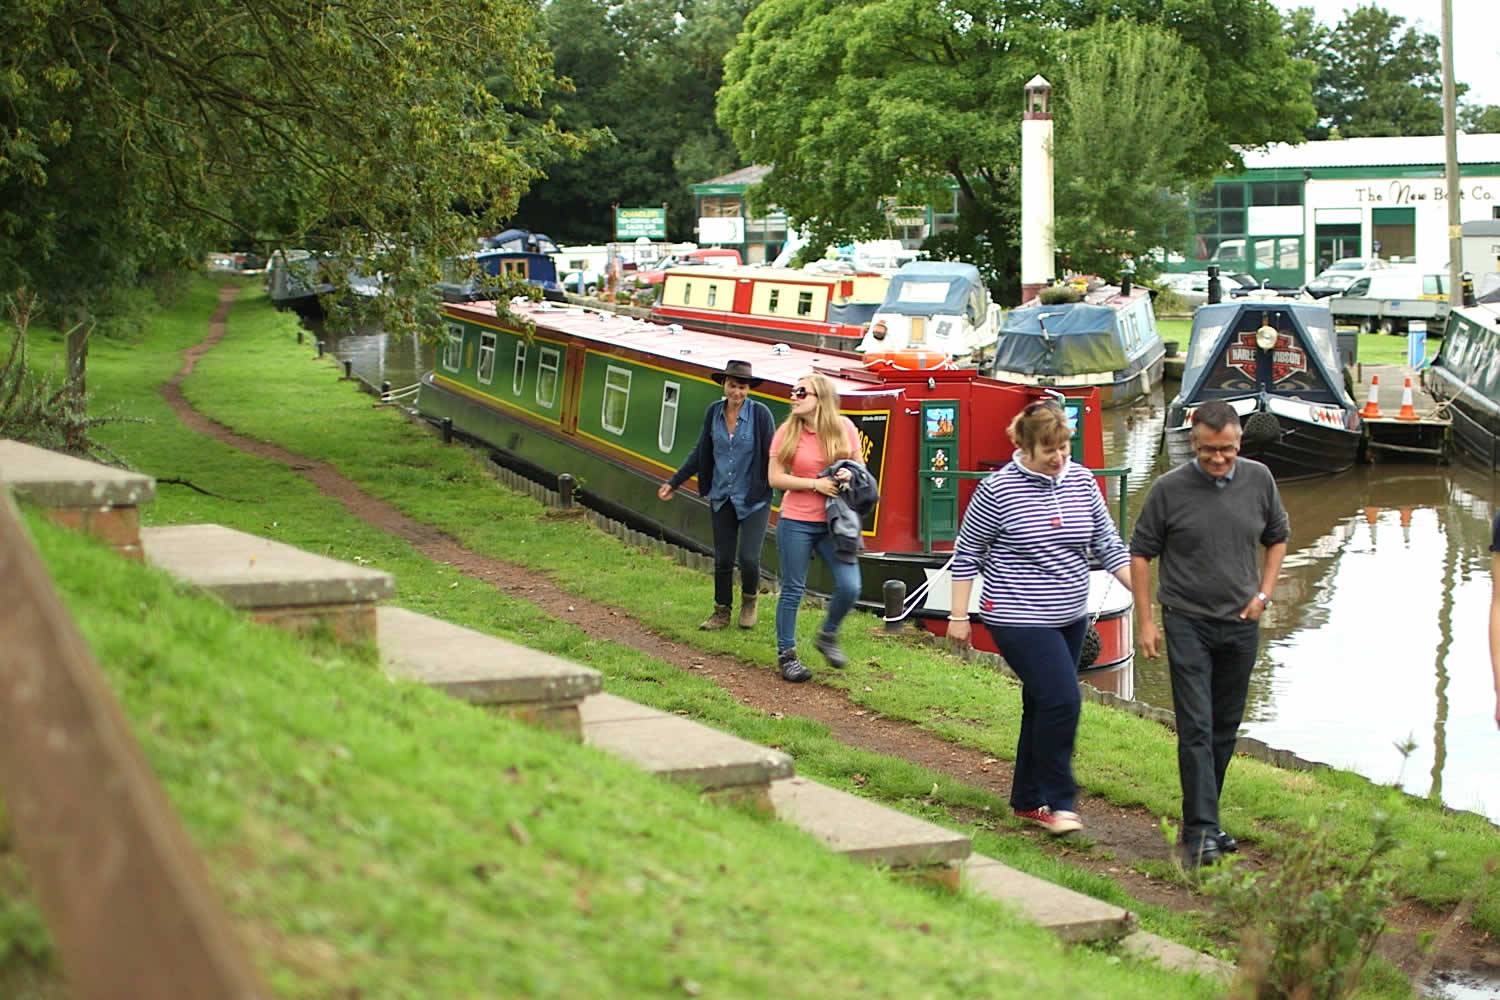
left=1441, top=0, right=1461, bottom=308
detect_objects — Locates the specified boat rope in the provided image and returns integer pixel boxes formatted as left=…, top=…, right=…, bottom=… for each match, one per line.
left=880, top=552, right=1121, bottom=631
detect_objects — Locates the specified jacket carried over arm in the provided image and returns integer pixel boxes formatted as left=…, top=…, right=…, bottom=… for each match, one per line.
left=820, top=458, right=879, bottom=563
left=667, top=399, right=775, bottom=507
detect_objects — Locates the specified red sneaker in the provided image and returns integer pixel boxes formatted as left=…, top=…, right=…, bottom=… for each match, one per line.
left=1014, top=806, right=1082, bottom=836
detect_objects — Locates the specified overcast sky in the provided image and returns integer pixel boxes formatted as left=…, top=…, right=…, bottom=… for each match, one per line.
left=1273, top=0, right=1500, bottom=108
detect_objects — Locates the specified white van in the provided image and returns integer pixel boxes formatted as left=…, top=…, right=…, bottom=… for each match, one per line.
left=1330, top=268, right=1448, bottom=333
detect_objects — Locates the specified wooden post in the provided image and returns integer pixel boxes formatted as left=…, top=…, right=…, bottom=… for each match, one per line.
left=65, top=323, right=89, bottom=396
left=0, top=496, right=269, bottom=999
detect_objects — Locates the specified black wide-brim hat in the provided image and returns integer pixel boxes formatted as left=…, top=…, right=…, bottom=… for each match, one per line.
left=711, top=359, right=762, bottom=387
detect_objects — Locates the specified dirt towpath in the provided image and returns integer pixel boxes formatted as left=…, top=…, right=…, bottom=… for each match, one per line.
left=156, top=286, right=1497, bottom=980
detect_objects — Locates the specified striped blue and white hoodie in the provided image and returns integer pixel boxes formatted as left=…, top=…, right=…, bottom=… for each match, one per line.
left=951, top=458, right=1130, bottom=628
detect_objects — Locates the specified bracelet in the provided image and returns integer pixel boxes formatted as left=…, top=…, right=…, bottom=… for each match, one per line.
left=947, top=615, right=971, bottom=622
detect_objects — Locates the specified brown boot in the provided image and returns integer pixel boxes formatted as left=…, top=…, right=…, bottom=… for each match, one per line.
left=738, top=595, right=758, bottom=629
left=699, top=605, right=732, bottom=631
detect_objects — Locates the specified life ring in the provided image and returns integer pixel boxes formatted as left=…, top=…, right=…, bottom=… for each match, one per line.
left=863, top=350, right=957, bottom=371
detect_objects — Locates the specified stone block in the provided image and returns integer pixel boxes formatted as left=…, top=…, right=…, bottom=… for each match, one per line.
left=0, top=440, right=155, bottom=507
left=251, top=604, right=377, bottom=645
left=768, top=777, right=971, bottom=874
left=580, top=693, right=794, bottom=793
left=142, top=524, right=395, bottom=610
left=84, top=505, right=142, bottom=547
left=962, top=854, right=1136, bottom=943
left=1119, top=931, right=1236, bottom=981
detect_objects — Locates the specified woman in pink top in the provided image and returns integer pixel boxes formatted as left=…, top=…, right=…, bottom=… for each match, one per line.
left=768, top=373, right=862, bottom=682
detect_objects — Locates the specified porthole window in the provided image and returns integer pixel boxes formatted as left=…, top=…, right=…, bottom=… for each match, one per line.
left=512, top=341, right=528, bottom=394
left=477, top=332, right=497, bottom=384
left=537, top=347, right=560, bottom=409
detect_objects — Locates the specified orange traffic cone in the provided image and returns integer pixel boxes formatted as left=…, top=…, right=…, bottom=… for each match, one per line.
left=1362, top=505, right=1379, bottom=526
left=1396, top=377, right=1419, bottom=421
left=1359, top=374, right=1382, bottom=418
left=1399, top=506, right=1413, bottom=545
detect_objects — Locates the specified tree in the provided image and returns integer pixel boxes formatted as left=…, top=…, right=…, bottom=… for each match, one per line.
left=1286, top=3, right=1461, bottom=140
left=1, top=0, right=581, bottom=329
left=513, top=0, right=749, bottom=244
left=718, top=0, right=1309, bottom=298
left=1052, top=21, right=1209, bottom=279
left=1460, top=104, right=1500, bottom=135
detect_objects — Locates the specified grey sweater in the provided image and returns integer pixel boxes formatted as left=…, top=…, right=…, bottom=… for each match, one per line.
left=1129, top=458, right=1290, bottom=621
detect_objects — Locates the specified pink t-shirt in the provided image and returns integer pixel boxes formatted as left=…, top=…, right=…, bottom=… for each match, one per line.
left=770, top=418, right=861, bottom=523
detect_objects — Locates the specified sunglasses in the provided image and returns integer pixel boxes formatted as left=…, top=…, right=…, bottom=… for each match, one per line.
left=1023, top=399, right=1063, bottom=416
left=791, top=387, right=816, bottom=400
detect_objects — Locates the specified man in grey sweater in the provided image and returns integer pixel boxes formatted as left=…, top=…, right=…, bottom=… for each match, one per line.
left=1129, top=401, right=1289, bottom=868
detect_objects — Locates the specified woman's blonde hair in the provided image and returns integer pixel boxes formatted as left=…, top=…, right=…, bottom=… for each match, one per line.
left=776, top=373, right=854, bottom=468
left=1008, top=399, right=1071, bottom=453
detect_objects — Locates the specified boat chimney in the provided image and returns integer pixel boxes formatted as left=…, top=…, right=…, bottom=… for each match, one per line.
left=1120, top=259, right=1134, bottom=298
left=1019, top=75, right=1055, bottom=305
left=1206, top=264, right=1222, bottom=305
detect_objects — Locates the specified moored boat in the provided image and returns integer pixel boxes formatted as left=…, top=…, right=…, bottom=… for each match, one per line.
left=1422, top=304, right=1500, bottom=466
left=990, top=283, right=1166, bottom=407
left=1165, top=299, right=1362, bottom=479
left=855, top=261, right=1001, bottom=359
left=416, top=298, right=1134, bottom=675
left=649, top=265, right=887, bottom=351
left=436, top=249, right=564, bottom=304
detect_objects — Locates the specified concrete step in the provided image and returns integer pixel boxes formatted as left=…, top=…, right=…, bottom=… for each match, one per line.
left=767, top=776, right=971, bottom=890
left=961, top=853, right=1135, bottom=944
left=1120, top=931, right=1236, bottom=982
left=378, top=606, right=601, bottom=737
left=579, top=694, right=793, bottom=810
left=141, top=524, right=394, bottom=643
left=0, top=439, right=155, bottom=558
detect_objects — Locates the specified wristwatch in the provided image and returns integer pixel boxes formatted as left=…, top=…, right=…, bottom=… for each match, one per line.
left=1255, top=591, right=1273, bottom=606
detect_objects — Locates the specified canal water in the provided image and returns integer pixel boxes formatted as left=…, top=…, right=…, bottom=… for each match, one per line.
left=320, top=321, right=1498, bottom=826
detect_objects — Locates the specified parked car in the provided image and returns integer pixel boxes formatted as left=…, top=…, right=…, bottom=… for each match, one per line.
left=561, top=268, right=601, bottom=296
left=1322, top=255, right=1389, bottom=272
left=1328, top=268, right=1450, bottom=333
left=1303, top=270, right=1363, bottom=299
left=633, top=247, right=743, bottom=286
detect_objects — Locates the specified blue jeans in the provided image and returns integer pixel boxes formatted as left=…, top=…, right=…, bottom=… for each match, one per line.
left=709, top=501, right=770, bottom=607
left=983, top=619, right=1087, bottom=813
left=775, top=518, right=861, bottom=653
left=1162, top=610, right=1260, bottom=843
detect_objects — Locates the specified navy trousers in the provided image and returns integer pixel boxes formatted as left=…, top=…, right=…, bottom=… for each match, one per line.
left=984, top=618, right=1087, bottom=813
left=708, top=501, right=770, bottom=607
left=1162, top=610, right=1260, bottom=844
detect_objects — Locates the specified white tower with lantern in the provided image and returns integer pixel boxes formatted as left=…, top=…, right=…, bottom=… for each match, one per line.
left=1020, top=75, right=1055, bottom=304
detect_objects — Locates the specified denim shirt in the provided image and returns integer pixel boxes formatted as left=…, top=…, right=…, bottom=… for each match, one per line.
left=709, top=405, right=768, bottom=518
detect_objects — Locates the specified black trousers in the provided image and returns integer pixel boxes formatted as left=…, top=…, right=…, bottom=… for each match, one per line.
left=709, top=501, right=770, bottom=607
left=1163, top=609, right=1260, bottom=844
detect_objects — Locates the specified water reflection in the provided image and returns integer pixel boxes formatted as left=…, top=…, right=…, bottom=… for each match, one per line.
left=306, top=317, right=434, bottom=393
left=1103, top=392, right=1500, bottom=821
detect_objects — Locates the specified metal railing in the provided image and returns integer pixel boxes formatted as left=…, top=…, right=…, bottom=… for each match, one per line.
left=918, top=466, right=1132, bottom=554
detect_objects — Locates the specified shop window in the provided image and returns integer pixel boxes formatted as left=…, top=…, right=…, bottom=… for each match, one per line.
left=536, top=347, right=560, bottom=409
left=477, top=332, right=496, bottom=384
left=659, top=383, right=680, bottom=452
left=442, top=324, right=463, bottom=372
left=512, top=342, right=527, bottom=395
left=602, top=366, right=631, bottom=434
left=797, top=291, right=813, bottom=316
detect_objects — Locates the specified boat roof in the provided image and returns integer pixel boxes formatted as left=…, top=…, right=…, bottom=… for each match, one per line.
left=1003, top=287, right=1154, bottom=335
left=1179, top=299, right=1343, bottom=402
left=446, top=298, right=997, bottom=397
left=662, top=265, right=887, bottom=286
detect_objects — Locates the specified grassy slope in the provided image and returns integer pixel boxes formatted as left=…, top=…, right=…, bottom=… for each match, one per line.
left=1, top=280, right=1219, bottom=997
left=20, top=512, right=1210, bottom=999
left=163, top=282, right=1495, bottom=933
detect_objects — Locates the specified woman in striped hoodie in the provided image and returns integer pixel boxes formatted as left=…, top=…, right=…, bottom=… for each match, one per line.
left=947, top=400, right=1131, bottom=836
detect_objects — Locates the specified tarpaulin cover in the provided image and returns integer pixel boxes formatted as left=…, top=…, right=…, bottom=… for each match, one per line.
left=879, top=262, right=986, bottom=318
left=1176, top=301, right=1346, bottom=405
left=1434, top=307, right=1500, bottom=404
left=992, top=303, right=1130, bottom=376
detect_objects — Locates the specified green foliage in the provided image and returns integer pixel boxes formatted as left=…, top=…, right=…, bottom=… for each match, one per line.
left=1460, top=104, right=1500, bottom=134
left=0, top=0, right=582, bottom=331
left=0, top=800, right=54, bottom=978
left=1205, top=811, right=1398, bottom=999
left=1052, top=20, right=1207, bottom=280
left=1284, top=4, right=1458, bottom=140
left=514, top=0, right=749, bottom=242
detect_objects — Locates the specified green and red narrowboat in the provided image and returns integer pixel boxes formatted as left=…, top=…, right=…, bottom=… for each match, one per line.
left=416, top=298, right=1134, bottom=682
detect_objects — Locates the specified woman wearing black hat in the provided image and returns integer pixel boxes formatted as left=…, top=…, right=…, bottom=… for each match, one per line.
left=658, top=360, right=777, bottom=630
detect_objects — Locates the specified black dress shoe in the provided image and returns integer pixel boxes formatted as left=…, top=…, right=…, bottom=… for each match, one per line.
left=1181, top=835, right=1222, bottom=869
left=1214, top=829, right=1239, bottom=853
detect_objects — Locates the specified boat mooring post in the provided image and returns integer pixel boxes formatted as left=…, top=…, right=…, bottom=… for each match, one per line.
left=380, top=380, right=391, bottom=398
left=316, top=339, right=325, bottom=358
left=342, top=359, right=353, bottom=379
left=882, top=579, right=906, bottom=633
left=441, top=417, right=453, bottom=444
left=297, top=330, right=304, bottom=345
left=557, top=473, right=576, bottom=509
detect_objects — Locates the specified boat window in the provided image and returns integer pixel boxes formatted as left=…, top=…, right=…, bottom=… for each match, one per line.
left=909, top=317, right=927, bottom=345
left=477, top=332, right=497, bottom=384
left=707, top=285, right=718, bottom=307
left=769, top=288, right=781, bottom=312
left=536, top=347, right=560, bottom=409
left=797, top=291, right=813, bottom=316
left=684, top=282, right=692, bottom=304
left=442, top=324, right=464, bottom=372
left=513, top=341, right=528, bottom=394
left=501, top=258, right=529, bottom=278
left=896, top=281, right=950, bottom=304
left=659, top=382, right=680, bottom=452
left=602, top=366, right=631, bottom=434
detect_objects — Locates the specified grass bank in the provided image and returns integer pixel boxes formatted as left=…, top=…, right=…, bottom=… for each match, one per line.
left=1156, top=316, right=1440, bottom=369
left=10, top=511, right=1216, bottom=998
